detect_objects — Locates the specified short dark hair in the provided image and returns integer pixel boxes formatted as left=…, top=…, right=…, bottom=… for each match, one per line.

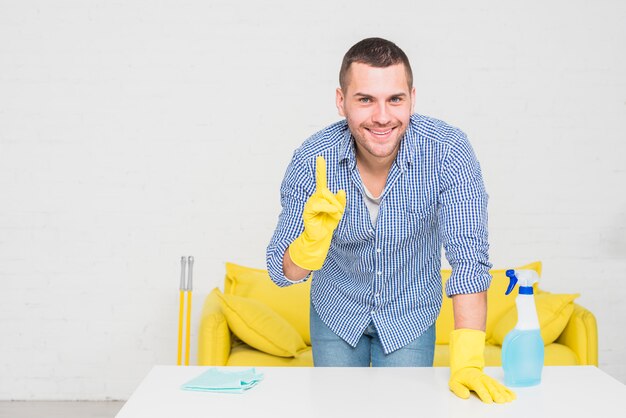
left=339, top=37, right=413, bottom=91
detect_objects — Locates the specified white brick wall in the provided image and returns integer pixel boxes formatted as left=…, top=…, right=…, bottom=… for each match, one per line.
left=1, top=0, right=625, bottom=399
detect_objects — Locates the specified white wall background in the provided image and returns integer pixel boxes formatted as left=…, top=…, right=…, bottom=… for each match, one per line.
left=1, top=0, right=624, bottom=400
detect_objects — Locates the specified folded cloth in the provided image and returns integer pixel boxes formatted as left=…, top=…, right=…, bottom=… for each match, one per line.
left=181, top=368, right=264, bottom=394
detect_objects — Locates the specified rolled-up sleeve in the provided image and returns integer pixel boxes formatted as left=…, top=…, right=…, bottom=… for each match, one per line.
left=266, top=152, right=315, bottom=287
left=438, top=132, right=492, bottom=297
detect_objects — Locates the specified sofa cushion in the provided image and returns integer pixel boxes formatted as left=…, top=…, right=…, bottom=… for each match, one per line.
left=489, top=292, right=579, bottom=346
left=228, top=343, right=314, bottom=367
left=224, top=262, right=311, bottom=344
left=216, top=290, right=308, bottom=357
left=436, top=261, right=543, bottom=344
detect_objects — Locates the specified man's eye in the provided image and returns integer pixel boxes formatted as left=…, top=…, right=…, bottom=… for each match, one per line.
left=390, top=97, right=402, bottom=103
left=359, top=97, right=371, bottom=103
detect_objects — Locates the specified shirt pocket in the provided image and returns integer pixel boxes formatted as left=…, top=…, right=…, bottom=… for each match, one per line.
left=385, top=200, right=437, bottom=245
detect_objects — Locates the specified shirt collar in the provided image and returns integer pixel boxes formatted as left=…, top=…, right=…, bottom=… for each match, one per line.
left=339, top=124, right=356, bottom=169
left=398, top=115, right=419, bottom=170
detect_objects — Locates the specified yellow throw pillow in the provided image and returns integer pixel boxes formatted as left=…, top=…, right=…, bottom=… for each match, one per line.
left=224, top=262, right=311, bottom=344
left=436, top=261, right=543, bottom=344
left=216, top=290, right=308, bottom=357
left=489, top=292, right=580, bottom=346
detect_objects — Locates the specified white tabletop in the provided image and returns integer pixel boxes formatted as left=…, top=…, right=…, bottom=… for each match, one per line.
left=116, top=366, right=626, bottom=418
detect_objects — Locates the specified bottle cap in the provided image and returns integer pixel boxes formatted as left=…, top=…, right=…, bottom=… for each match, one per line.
left=505, top=269, right=540, bottom=295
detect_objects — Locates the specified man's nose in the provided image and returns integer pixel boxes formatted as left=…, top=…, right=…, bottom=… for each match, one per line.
left=372, top=102, right=391, bottom=125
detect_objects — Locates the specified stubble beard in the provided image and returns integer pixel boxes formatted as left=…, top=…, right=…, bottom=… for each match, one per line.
left=350, top=121, right=406, bottom=161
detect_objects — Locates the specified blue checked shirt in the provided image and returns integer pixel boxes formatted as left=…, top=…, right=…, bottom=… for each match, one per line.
left=266, top=113, right=492, bottom=354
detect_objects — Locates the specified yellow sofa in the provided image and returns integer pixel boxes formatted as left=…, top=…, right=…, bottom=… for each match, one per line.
left=198, top=261, right=598, bottom=367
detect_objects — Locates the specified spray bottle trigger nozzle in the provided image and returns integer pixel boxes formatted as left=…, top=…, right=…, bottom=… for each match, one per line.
left=505, top=269, right=518, bottom=295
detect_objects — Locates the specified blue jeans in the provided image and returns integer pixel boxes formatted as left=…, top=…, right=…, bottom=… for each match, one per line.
left=310, top=303, right=436, bottom=367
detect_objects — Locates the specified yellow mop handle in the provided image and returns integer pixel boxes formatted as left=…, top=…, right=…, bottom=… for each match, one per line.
left=177, top=290, right=185, bottom=366
left=185, top=290, right=192, bottom=365
left=185, top=256, right=194, bottom=366
left=177, top=256, right=187, bottom=366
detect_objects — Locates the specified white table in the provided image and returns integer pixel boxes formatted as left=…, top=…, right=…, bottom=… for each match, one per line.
left=116, top=366, right=626, bottom=417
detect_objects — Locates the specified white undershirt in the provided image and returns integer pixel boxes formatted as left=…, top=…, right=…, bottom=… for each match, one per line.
left=361, top=184, right=381, bottom=226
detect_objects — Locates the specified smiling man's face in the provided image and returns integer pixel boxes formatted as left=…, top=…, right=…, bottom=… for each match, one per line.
left=336, top=62, right=415, bottom=165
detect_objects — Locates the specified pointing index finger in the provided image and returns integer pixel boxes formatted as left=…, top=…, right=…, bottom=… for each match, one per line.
left=315, top=156, right=327, bottom=192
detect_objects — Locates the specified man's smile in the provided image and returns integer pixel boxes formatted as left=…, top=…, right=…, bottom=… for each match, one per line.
left=365, top=126, right=397, bottom=140
left=369, top=128, right=393, bottom=135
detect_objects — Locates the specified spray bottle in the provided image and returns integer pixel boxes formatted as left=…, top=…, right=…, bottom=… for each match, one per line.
left=501, top=269, right=544, bottom=387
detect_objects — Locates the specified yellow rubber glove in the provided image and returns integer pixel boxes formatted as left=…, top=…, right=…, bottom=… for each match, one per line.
left=449, top=329, right=516, bottom=404
left=288, top=156, right=346, bottom=270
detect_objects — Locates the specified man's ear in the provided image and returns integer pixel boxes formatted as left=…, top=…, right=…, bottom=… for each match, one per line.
left=410, top=86, right=416, bottom=113
left=336, top=88, right=346, bottom=117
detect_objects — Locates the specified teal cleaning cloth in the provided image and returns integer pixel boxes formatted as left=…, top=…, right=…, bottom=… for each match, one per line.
left=181, top=368, right=264, bottom=394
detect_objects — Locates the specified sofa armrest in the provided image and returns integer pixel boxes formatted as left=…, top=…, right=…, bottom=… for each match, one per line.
left=197, top=289, right=231, bottom=366
left=555, top=303, right=598, bottom=366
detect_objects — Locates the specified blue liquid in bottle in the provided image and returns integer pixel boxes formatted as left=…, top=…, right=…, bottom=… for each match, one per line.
left=502, top=329, right=544, bottom=387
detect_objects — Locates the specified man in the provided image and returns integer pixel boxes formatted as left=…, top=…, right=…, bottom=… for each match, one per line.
left=266, top=37, right=515, bottom=403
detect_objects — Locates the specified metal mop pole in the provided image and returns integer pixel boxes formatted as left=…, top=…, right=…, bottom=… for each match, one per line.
left=177, top=256, right=187, bottom=366
left=185, top=256, right=194, bottom=366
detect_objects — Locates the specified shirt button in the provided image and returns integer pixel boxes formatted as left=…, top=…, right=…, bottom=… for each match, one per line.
left=376, top=248, right=381, bottom=253
left=377, top=271, right=382, bottom=276
left=369, top=229, right=374, bottom=233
